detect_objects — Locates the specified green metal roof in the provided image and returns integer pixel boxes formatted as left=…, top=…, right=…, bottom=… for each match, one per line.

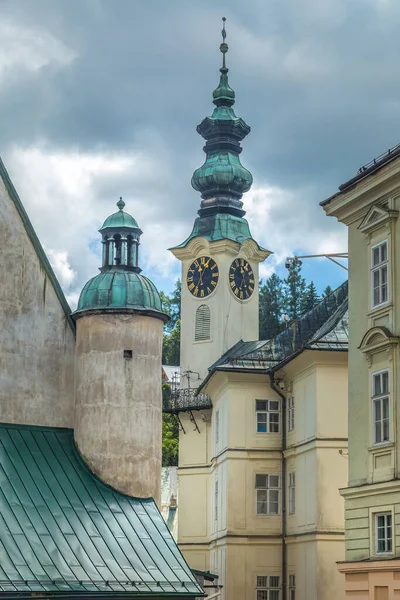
left=173, top=212, right=266, bottom=251
left=74, top=269, right=168, bottom=321
left=0, top=423, right=203, bottom=597
left=0, top=158, right=75, bottom=334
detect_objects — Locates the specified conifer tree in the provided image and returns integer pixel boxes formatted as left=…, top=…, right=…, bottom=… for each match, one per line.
left=259, top=273, right=285, bottom=339
left=284, top=258, right=307, bottom=320
left=301, top=281, right=320, bottom=312
left=322, top=285, right=333, bottom=297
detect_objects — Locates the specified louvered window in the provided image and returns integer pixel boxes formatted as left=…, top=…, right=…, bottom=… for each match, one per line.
left=195, top=304, right=211, bottom=341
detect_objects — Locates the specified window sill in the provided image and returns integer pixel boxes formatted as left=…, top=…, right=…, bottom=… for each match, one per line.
left=367, top=302, right=392, bottom=318
left=368, top=442, right=394, bottom=452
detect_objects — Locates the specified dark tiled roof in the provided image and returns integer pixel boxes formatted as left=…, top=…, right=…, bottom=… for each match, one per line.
left=0, top=424, right=203, bottom=597
left=209, top=280, right=348, bottom=374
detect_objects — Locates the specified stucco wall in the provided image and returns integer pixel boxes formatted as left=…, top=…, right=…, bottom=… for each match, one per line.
left=74, top=312, right=163, bottom=502
left=0, top=176, right=75, bottom=427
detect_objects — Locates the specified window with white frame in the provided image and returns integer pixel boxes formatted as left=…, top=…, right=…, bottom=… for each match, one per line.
left=288, top=396, right=295, bottom=431
left=289, top=574, right=295, bottom=600
left=371, top=241, right=388, bottom=308
left=256, top=575, right=280, bottom=600
left=215, top=410, right=219, bottom=445
left=214, top=480, right=218, bottom=521
left=256, top=400, right=280, bottom=433
left=288, top=472, right=295, bottom=514
left=376, top=512, right=392, bottom=554
left=255, top=474, right=280, bottom=515
left=372, top=370, right=390, bottom=445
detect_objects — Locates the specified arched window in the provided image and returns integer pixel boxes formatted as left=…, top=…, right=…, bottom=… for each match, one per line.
left=195, top=304, right=211, bottom=341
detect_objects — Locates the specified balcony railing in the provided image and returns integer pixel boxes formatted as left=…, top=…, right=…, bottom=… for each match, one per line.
left=163, top=388, right=212, bottom=413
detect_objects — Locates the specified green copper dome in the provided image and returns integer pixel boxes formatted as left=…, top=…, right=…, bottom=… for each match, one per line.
left=74, top=269, right=166, bottom=317
left=99, top=198, right=141, bottom=232
left=73, top=200, right=168, bottom=322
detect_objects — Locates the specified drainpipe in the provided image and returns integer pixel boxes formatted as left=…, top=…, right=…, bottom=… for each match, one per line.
left=269, top=372, right=287, bottom=600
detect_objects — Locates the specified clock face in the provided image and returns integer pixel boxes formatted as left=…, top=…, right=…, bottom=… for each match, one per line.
left=229, top=258, right=255, bottom=300
left=186, top=256, right=219, bottom=298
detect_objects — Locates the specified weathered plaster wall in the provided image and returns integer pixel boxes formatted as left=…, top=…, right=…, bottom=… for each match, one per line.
left=74, top=312, right=163, bottom=502
left=0, top=177, right=75, bottom=427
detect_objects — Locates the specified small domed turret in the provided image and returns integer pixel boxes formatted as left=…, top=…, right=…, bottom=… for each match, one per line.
left=72, top=200, right=168, bottom=504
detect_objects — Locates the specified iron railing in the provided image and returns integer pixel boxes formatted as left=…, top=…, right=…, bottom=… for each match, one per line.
left=163, top=388, right=212, bottom=413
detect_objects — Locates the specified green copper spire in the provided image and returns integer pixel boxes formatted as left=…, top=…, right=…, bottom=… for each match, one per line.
left=191, top=17, right=253, bottom=218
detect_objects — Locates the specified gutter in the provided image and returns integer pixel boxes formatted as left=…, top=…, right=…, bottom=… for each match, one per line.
left=269, top=372, right=287, bottom=600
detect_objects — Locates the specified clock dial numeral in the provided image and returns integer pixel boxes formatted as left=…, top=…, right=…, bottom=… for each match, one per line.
left=228, top=258, right=255, bottom=301
left=186, top=256, right=219, bottom=298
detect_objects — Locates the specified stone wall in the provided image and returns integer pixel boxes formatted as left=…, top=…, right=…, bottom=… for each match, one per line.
left=0, top=175, right=75, bottom=427
left=74, top=312, right=163, bottom=502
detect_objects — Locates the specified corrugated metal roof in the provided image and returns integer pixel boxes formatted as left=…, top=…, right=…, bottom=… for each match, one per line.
left=208, top=281, right=348, bottom=374
left=0, top=424, right=202, bottom=597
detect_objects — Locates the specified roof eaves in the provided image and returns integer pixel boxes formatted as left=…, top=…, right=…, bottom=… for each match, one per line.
left=0, top=157, right=75, bottom=334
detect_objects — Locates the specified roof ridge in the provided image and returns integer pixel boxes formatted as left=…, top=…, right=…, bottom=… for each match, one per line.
left=0, top=157, right=75, bottom=334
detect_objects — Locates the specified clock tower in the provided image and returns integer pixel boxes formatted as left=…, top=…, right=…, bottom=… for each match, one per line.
left=170, top=19, right=270, bottom=381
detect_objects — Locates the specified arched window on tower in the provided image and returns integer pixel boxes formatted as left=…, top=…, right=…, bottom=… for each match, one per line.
left=195, top=304, right=211, bottom=342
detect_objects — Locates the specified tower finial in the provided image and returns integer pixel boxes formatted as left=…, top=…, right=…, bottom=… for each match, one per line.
left=117, top=197, right=125, bottom=211
left=220, top=17, right=228, bottom=69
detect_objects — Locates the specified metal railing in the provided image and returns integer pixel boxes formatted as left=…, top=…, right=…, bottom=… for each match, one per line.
left=163, top=388, right=212, bottom=413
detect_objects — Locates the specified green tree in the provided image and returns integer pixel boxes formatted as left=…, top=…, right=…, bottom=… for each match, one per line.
left=259, top=273, right=285, bottom=339
left=162, top=319, right=181, bottom=366
left=301, top=281, right=320, bottom=313
left=322, top=285, right=333, bottom=297
left=162, top=384, right=179, bottom=466
left=284, top=258, right=307, bottom=320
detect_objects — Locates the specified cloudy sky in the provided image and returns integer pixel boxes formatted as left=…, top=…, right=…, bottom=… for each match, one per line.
left=2, top=0, right=400, bottom=307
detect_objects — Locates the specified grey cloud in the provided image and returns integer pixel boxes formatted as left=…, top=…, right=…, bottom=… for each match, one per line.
left=1, top=0, right=400, bottom=299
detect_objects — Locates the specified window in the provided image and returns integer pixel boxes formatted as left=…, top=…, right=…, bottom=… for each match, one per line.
left=376, top=512, right=392, bottom=554
left=288, top=396, right=295, bottom=431
left=256, top=400, right=280, bottom=433
left=371, top=241, right=388, bottom=308
left=215, top=410, right=219, bottom=445
left=372, top=370, right=390, bottom=444
left=256, top=575, right=280, bottom=600
left=256, top=474, right=280, bottom=515
left=288, top=472, right=295, bottom=514
left=289, top=574, right=295, bottom=600
left=195, top=304, right=211, bottom=341
left=214, top=480, right=218, bottom=521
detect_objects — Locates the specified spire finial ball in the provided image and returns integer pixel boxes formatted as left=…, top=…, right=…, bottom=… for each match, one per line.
left=117, top=197, right=125, bottom=211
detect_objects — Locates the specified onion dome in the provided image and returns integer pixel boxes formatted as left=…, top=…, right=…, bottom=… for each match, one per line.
left=73, top=199, right=168, bottom=322
left=191, top=17, right=253, bottom=218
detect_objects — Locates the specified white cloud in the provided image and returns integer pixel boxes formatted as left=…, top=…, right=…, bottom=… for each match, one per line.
left=0, top=20, right=76, bottom=77
left=245, top=182, right=347, bottom=274
left=4, top=144, right=184, bottom=301
left=44, top=248, right=76, bottom=287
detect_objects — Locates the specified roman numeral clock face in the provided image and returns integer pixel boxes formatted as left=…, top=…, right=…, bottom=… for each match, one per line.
left=229, top=258, right=255, bottom=300
left=186, top=256, right=219, bottom=297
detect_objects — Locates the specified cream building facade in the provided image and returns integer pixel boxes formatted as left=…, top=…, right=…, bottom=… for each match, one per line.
left=171, top=285, right=349, bottom=600
left=323, top=146, right=400, bottom=598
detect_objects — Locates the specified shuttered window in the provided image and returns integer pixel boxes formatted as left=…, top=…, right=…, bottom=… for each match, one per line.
left=195, top=304, right=211, bottom=341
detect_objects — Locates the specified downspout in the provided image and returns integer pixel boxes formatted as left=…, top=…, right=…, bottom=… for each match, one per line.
left=269, top=372, right=287, bottom=600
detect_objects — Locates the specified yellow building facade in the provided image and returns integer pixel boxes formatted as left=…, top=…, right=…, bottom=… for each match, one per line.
left=323, top=147, right=400, bottom=598
left=173, top=287, right=349, bottom=600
